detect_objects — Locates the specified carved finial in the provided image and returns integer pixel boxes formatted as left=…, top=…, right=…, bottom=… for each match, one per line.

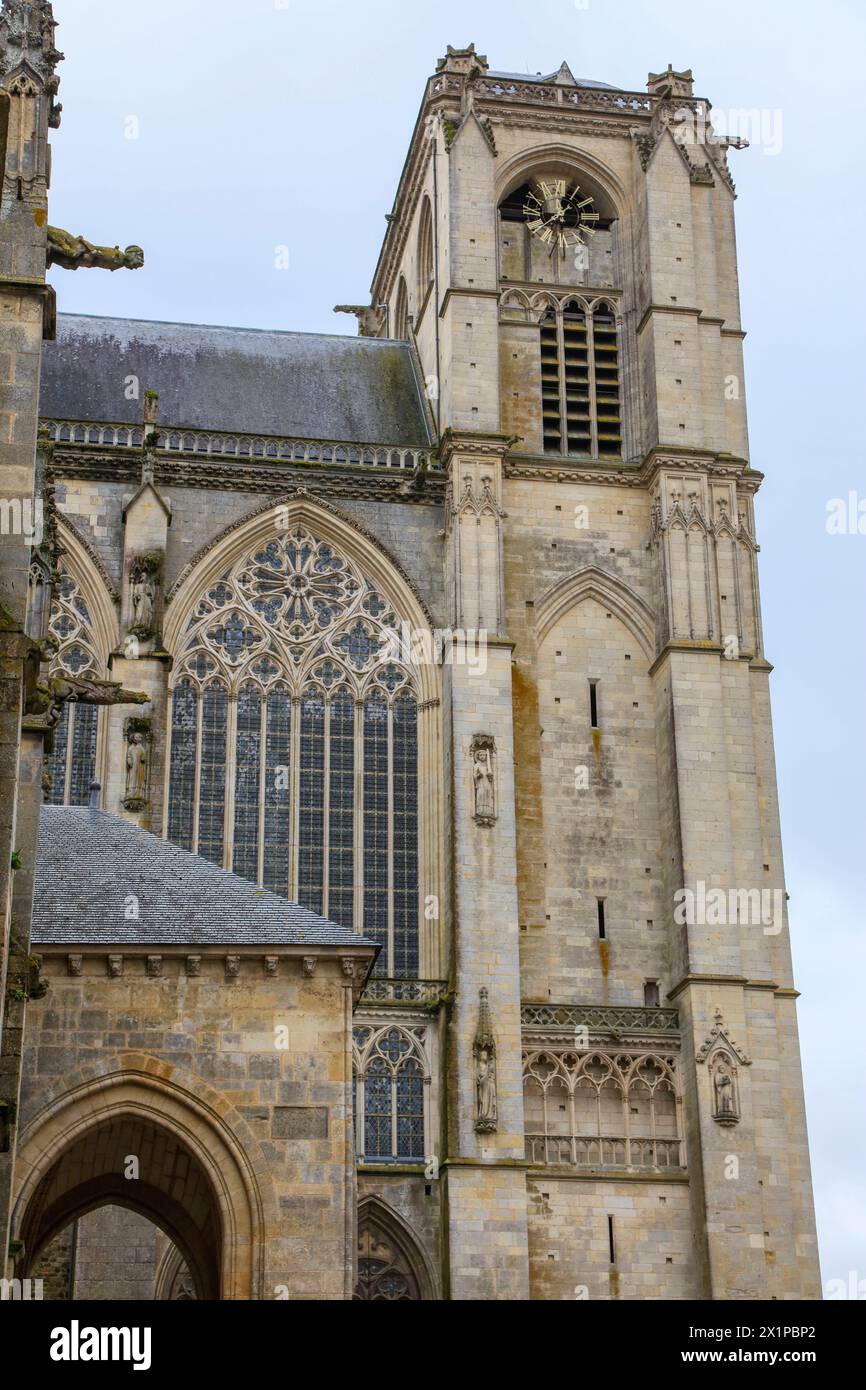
left=475, top=988, right=494, bottom=1046
left=473, top=988, right=498, bottom=1133
left=436, top=43, right=489, bottom=77
left=647, top=64, right=694, bottom=99
left=0, top=1, right=64, bottom=115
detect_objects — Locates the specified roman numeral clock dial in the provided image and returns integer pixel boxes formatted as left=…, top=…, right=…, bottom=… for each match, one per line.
left=523, top=179, right=600, bottom=255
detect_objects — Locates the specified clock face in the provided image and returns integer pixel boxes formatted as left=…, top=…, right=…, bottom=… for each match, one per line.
left=523, top=179, right=600, bottom=254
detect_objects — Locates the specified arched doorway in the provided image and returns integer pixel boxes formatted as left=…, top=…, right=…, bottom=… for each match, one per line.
left=17, top=1114, right=222, bottom=1299
left=354, top=1199, right=434, bottom=1301
left=11, top=1066, right=266, bottom=1300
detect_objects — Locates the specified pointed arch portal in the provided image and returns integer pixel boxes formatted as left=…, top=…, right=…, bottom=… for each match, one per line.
left=12, top=1068, right=265, bottom=1301
left=354, top=1198, right=435, bottom=1301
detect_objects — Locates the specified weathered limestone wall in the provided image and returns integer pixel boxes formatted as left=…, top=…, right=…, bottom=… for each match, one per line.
left=526, top=1175, right=700, bottom=1300
left=50, top=480, right=448, bottom=626
left=17, top=949, right=368, bottom=1300
left=72, top=1206, right=159, bottom=1301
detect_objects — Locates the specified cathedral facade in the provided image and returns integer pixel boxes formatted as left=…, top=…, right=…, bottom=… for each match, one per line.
left=1, top=14, right=820, bottom=1300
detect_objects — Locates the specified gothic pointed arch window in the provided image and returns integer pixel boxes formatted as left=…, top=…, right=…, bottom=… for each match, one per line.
left=394, top=275, right=409, bottom=340
left=353, top=1024, right=428, bottom=1162
left=165, top=524, right=422, bottom=976
left=416, top=196, right=434, bottom=316
left=43, top=563, right=104, bottom=806
left=354, top=1202, right=431, bottom=1301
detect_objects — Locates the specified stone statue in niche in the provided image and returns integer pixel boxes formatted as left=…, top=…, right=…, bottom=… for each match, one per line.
left=473, top=988, right=498, bottom=1133
left=122, top=718, right=151, bottom=812
left=471, top=734, right=496, bottom=827
left=125, top=732, right=148, bottom=800
left=710, top=1052, right=740, bottom=1126
left=131, top=569, right=155, bottom=634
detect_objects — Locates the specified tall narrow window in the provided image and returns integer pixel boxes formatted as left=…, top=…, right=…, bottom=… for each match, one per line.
left=364, top=692, right=390, bottom=972
left=562, top=300, right=591, bottom=455
left=608, top=1215, right=617, bottom=1264
left=540, top=298, right=621, bottom=460
left=416, top=196, right=434, bottom=313
left=597, top=899, right=607, bottom=940
left=297, top=690, right=326, bottom=913
left=392, top=692, right=419, bottom=978
left=540, top=309, right=562, bottom=453
left=328, top=689, right=355, bottom=928
left=198, top=682, right=228, bottom=866
left=593, top=303, right=622, bottom=457
left=43, top=565, right=106, bottom=807
left=394, top=275, right=409, bottom=340
left=589, top=679, right=600, bottom=730
left=262, top=686, right=291, bottom=896
left=232, top=682, right=261, bottom=881
left=167, top=679, right=198, bottom=849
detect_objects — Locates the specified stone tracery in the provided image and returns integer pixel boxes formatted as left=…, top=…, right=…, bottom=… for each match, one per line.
left=166, top=525, right=421, bottom=976
left=353, top=1023, right=429, bottom=1163
left=43, top=563, right=103, bottom=805
left=522, top=1048, right=683, bottom=1170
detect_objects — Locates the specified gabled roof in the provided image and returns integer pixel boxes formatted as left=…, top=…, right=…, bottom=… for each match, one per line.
left=32, top=807, right=378, bottom=952
left=487, top=68, right=619, bottom=91
left=39, top=314, right=433, bottom=448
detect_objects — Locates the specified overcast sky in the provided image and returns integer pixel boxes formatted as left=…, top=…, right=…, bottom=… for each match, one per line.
left=46, top=0, right=865, bottom=1294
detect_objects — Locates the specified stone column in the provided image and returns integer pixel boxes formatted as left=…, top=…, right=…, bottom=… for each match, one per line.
left=442, top=435, right=529, bottom=1300
left=0, top=0, right=62, bottom=1272
left=106, top=451, right=171, bottom=827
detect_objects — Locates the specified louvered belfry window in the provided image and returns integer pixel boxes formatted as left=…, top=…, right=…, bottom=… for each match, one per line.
left=540, top=299, right=622, bottom=460
left=166, top=527, right=421, bottom=977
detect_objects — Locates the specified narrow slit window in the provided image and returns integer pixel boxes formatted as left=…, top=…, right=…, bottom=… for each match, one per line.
left=608, top=1215, right=616, bottom=1264
left=589, top=680, right=599, bottom=729
left=597, top=899, right=607, bottom=940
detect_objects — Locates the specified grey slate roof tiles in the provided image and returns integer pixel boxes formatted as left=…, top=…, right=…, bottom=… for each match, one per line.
left=32, top=806, right=377, bottom=952
left=40, top=314, right=432, bottom=447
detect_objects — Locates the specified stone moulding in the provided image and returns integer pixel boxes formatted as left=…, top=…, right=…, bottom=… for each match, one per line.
left=42, top=420, right=438, bottom=472
left=49, top=451, right=447, bottom=509
left=360, top=978, right=449, bottom=1007
left=521, top=1002, right=681, bottom=1048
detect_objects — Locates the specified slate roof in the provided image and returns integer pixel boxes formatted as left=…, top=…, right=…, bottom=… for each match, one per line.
left=487, top=70, right=619, bottom=90
left=40, top=314, right=432, bottom=447
left=32, top=807, right=378, bottom=952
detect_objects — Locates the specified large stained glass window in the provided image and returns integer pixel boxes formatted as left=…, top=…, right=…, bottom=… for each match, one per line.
left=44, top=566, right=103, bottom=806
left=166, top=526, right=422, bottom=976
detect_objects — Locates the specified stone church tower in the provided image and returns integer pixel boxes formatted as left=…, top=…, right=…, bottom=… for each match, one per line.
left=3, top=28, right=820, bottom=1300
